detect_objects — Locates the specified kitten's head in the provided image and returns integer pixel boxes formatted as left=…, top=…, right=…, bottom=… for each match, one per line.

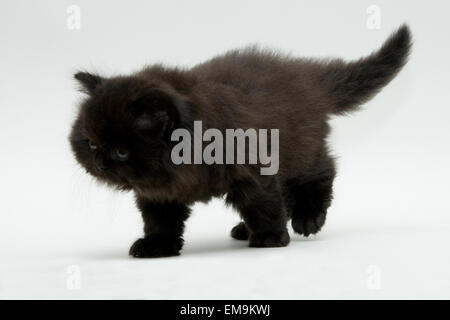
left=69, top=71, right=190, bottom=191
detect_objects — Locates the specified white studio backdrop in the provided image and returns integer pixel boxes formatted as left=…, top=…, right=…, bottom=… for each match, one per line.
left=0, top=0, right=449, bottom=299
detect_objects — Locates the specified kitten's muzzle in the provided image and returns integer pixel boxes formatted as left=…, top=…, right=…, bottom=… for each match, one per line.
left=95, top=154, right=108, bottom=171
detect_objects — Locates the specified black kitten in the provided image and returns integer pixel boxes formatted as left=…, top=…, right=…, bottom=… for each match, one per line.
left=70, top=25, right=411, bottom=257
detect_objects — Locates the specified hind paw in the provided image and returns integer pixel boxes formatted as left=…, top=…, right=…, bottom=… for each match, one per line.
left=292, top=211, right=327, bottom=237
left=231, top=222, right=249, bottom=240
left=249, top=230, right=290, bottom=247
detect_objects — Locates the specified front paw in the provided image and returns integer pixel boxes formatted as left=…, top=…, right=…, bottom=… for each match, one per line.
left=129, top=236, right=183, bottom=258
left=249, top=230, right=290, bottom=248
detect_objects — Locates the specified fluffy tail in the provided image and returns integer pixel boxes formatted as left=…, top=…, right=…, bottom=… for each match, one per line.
left=320, top=25, right=412, bottom=115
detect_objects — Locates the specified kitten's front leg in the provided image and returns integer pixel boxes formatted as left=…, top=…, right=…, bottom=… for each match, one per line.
left=129, top=197, right=191, bottom=258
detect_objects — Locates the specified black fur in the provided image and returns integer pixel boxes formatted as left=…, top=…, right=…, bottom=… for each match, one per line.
left=320, top=25, right=412, bottom=114
left=70, top=25, right=411, bottom=257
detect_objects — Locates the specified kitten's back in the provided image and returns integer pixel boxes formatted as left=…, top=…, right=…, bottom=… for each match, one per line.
left=192, top=25, right=411, bottom=116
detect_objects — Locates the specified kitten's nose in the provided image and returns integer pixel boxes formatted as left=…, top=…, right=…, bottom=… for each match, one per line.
left=95, top=155, right=108, bottom=171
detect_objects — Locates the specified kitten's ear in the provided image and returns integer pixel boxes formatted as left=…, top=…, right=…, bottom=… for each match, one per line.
left=74, top=72, right=102, bottom=94
left=132, top=90, right=191, bottom=136
left=134, top=111, right=172, bottom=134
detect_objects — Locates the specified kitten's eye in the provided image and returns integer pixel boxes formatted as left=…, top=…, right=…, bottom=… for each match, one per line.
left=115, top=149, right=129, bottom=161
left=88, top=140, right=97, bottom=151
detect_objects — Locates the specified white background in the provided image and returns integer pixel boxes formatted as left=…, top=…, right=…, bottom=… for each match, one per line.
left=1, top=0, right=449, bottom=299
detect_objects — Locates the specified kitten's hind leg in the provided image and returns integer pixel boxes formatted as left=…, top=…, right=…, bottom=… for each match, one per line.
left=284, top=162, right=335, bottom=237
left=226, top=177, right=290, bottom=247
left=230, top=222, right=249, bottom=240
